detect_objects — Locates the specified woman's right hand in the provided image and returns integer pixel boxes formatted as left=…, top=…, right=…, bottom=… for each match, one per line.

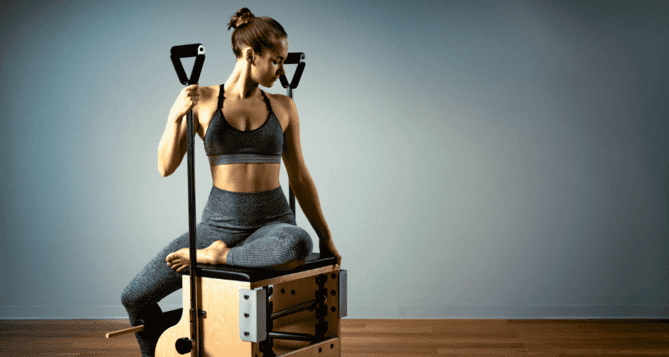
left=170, top=83, right=200, bottom=121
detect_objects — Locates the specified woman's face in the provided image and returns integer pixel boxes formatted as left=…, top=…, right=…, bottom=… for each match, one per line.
left=252, top=37, right=289, bottom=88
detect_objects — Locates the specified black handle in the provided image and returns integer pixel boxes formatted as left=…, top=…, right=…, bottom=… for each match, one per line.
left=279, top=52, right=306, bottom=90
left=170, top=44, right=206, bottom=85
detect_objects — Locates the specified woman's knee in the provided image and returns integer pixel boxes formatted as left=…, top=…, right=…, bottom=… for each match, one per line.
left=280, top=226, right=313, bottom=260
left=121, top=284, right=137, bottom=309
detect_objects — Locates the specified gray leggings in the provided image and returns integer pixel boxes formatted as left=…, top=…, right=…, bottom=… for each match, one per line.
left=121, top=185, right=312, bottom=357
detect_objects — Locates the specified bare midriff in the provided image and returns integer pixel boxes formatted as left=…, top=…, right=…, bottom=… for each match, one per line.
left=211, top=162, right=281, bottom=192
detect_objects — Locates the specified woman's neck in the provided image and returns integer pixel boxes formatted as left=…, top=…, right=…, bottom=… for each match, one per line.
left=224, top=60, right=260, bottom=100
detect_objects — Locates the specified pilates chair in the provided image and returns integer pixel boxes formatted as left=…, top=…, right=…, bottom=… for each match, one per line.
left=154, top=253, right=347, bottom=356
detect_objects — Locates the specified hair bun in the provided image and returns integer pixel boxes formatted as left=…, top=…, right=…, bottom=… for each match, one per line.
left=228, top=8, right=255, bottom=30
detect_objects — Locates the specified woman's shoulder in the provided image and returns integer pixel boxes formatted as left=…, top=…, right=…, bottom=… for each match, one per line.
left=266, top=92, right=297, bottom=130
left=266, top=91, right=290, bottom=103
left=266, top=92, right=296, bottom=113
left=201, top=84, right=219, bottom=98
left=193, top=85, right=221, bottom=113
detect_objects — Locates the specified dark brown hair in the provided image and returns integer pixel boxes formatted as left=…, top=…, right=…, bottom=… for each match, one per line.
left=227, top=8, right=287, bottom=59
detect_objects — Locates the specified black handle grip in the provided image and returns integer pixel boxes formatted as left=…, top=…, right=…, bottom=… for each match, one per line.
left=279, top=52, right=306, bottom=89
left=284, top=52, right=305, bottom=65
left=170, top=43, right=205, bottom=57
left=170, top=43, right=206, bottom=85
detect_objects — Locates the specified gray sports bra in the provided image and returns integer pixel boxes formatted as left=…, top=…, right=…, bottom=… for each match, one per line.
left=203, top=85, right=287, bottom=165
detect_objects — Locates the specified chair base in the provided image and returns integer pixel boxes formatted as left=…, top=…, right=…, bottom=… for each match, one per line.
left=156, top=254, right=345, bottom=357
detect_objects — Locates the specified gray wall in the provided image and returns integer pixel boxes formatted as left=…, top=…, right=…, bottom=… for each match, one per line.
left=1, top=0, right=667, bottom=319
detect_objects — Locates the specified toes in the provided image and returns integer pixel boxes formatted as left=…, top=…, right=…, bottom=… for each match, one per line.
left=165, top=249, right=192, bottom=271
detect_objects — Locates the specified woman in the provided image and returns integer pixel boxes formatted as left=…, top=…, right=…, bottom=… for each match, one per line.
left=121, top=8, right=341, bottom=356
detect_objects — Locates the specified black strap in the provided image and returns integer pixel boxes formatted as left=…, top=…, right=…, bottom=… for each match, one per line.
left=260, top=90, right=275, bottom=117
left=219, top=84, right=274, bottom=119
left=217, top=84, right=225, bottom=110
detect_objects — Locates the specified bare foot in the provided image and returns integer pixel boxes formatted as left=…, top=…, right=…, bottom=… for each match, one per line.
left=166, top=240, right=230, bottom=273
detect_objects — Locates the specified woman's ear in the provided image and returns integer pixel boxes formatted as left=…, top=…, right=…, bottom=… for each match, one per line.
left=244, top=47, right=255, bottom=62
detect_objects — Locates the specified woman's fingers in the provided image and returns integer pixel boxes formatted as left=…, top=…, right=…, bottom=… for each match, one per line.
left=173, top=83, right=200, bottom=116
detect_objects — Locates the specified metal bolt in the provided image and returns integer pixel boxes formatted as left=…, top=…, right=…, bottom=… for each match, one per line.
left=244, top=331, right=249, bottom=336
left=244, top=313, right=249, bottom=318
left=244, top=294, right=249, bottom=299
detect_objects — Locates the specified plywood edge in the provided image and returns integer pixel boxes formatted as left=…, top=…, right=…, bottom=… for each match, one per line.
left=251, top=265, right=338, bottom=289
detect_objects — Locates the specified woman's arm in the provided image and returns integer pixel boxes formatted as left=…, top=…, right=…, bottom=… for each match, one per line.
left=157, top=111, right=188, bottom=176
left=293, top=173, right=331, bottom=241
left=281, top=96, right=341, bottom=265
left=293, top=175, right=341, bottom=265
left=157, top=84, right=200, bottom=177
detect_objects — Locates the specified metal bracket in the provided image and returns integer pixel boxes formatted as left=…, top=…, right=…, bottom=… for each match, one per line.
left=339, top=270, right=347, bottom=318
left=239, top=287, right=267, bottom=342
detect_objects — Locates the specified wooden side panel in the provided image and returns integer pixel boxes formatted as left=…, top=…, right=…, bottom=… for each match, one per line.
left=280, top=337, right=340, bottom=357
left=270, top=270, right=341, bottom=356
left=198, top=276, right=254, bottom=356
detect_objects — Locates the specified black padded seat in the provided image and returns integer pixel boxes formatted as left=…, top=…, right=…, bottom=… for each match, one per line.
left=180, top=253, right=337, bottom=282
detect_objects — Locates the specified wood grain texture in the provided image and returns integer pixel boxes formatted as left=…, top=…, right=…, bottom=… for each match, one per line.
left=1, top=319, right=668, bottom=356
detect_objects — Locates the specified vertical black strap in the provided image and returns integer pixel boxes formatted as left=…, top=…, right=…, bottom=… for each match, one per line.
left=217, top=84, right=225, bottom=110
left=260, top=90, right=273, bottom=115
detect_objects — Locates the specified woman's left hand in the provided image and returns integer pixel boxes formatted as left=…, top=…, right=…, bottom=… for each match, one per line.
left=319, top=239, right=342, bottom=266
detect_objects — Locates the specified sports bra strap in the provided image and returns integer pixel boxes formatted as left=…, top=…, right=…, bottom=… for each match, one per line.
left=217, top=85, right=273, bottom=115
left=260, top=89, right=271, bottom=108
left=216, top=84, right=225, bottom=110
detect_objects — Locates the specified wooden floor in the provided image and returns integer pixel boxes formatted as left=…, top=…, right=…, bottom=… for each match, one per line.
left=1, top=319, right=668, bottom=356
